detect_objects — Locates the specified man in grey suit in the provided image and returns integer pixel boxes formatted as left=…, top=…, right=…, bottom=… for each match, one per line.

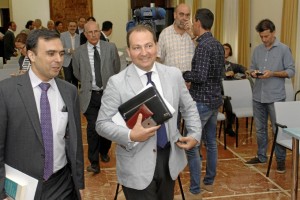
left=0, top=29, right=84, bottom=199
left=96, top=25, right=202, bottom=200
left=60, top=20, right=80, bottom=88
left=73, top=21, right=120, bottom=173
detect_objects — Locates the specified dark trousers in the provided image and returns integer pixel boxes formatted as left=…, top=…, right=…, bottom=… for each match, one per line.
left=223, top=97, right=235, bottom=129
left=122, top=146, right=175, bottom=200
left=84, top=91, right=112, bottom=166
left=40, top=165, right=78, bottom=200
left=63, top=61, right=78, bottom=88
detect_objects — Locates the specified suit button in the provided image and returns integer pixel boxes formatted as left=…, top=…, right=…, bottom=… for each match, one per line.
left=153, top=149, right=156, bottom=153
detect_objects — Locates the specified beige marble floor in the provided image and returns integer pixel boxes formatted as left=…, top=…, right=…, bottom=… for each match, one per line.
left=81, top=116, right=296, bottom=200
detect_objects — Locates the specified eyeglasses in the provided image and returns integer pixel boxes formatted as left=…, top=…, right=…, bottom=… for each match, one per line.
left=85, top=30, right=101, bottom=36
left=16, top=45, right=26, bottom=51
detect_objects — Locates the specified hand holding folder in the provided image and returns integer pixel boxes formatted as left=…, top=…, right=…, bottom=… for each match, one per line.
left=118, top=86, right=173, bottom=129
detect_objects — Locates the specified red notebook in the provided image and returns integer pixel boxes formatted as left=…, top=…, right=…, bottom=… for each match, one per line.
left=126, top=104, right=153, bottom=129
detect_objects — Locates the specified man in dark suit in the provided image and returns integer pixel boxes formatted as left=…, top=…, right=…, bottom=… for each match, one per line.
left=0, top=29, right=84, bottom=200
left=75, top=17, right=86, bottom=35
left=100, top=21, right=113, bottom=42
left=3, top=21, right=17, bottom=63
left=73, top=21, right=120, bottom=173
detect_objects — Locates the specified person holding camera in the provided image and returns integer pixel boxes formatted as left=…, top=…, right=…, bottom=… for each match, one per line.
left=245, top=19, right=295, bottom=174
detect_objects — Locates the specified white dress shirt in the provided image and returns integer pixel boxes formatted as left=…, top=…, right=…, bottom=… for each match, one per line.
left=29, top=69, right=68, bottom=173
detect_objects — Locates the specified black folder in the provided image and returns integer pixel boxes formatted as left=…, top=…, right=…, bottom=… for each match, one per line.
left=118, top=86, right=173, bottom=127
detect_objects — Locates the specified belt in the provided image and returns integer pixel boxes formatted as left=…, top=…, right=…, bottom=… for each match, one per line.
left=157, top=142, right=171, bottom=150
left=92, top=90, right=103, bottom=94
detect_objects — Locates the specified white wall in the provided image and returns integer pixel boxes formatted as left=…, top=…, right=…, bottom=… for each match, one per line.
left=8, top=0, right=129, bottom=48
left=10, top=0, right=50, bottom=33
left=250, top=0, right=283, bottom=57
left=93, top=0, right=129, bottom=48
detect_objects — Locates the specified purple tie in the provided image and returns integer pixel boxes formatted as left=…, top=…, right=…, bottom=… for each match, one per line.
left=146, top=72, right=168, bottom=148
left=39, top=83, right=53, bottom=180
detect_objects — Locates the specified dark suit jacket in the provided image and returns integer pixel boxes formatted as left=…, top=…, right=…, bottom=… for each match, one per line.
left=3, top=30, right=16, bottom=60
left=0, top=73, right=84, bottom=199
left=80, top=32, right=87, bottom=45
left=100, top=33, right=108, bottom=42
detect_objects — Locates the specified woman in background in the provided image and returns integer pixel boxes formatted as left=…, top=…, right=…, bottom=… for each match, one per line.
left=14, top=32, right=31, bottom=73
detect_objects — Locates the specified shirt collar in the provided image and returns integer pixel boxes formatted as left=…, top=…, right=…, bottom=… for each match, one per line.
left=134, top=63, right=158, bottom=78
left=29, top=68, right=56, bottom=89
left=101, top=31, right=108, bottom=39
left=87, top=41, right=100, bottom=49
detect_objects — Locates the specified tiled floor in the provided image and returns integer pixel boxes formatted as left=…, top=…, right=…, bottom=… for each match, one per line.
left=81, top=116, right=295, bottom=200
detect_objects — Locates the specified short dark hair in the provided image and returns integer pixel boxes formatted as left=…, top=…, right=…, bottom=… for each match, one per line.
left=255, top=19, right=275, bottom=33
left=87, top=16, right=96, bottom=22
left=26, top=29, right=60, bottom=54
left=195, top=8, right=214, bottom=30
left=25, top=20, right=33, bottom=29
left=55, top=21, right=62, bottom=27
left=102, top=21, right=113, bottom=31
left=223, top=43, right=232, bottom=56
left=126, top=25, right=157, bottom=48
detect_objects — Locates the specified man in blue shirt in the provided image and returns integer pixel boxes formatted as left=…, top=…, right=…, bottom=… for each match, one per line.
left=245, top=19, right=295, bottom=174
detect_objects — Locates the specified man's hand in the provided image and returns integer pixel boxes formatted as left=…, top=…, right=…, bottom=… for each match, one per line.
left=176, top=136, right=198, bottom=150
left=184, top=21, right=194, bottom=37
left=259, top=70, right=273, bottom=79
left=79, top=189, right=84, bottom=199
left=130, top=114, right=160, bottom=142
left=225, top=71, right=234, bottom=77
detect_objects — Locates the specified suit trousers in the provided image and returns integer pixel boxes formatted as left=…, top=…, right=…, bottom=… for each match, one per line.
left=122, top=146, right=175, bottom=200
left=40, top=165, right=78, bottom=200
left=63, top=61, right=78, bottom=88
left=84, top=91, right=112, bottom=166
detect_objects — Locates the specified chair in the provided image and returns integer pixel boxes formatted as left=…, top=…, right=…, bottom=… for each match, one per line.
left=284, top=78, right=294, bottom=102
left=222, top=79, right=253, bottom=147
left=217, top=111, right=227, bottom=149
left=266, top=101, right=300, bottom=177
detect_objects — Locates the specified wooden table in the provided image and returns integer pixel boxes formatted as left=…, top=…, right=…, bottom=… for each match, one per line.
left=283, top=128, right=300, bottom=200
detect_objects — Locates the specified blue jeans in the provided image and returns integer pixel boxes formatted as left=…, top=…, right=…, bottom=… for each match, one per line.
left=186, top=102, right=218, bottom=191
left=186, top=145, right=201, bottom=194
left=253, top=100, right=286, bottom=163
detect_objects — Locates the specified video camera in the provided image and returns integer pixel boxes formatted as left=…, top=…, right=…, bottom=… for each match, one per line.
left=126, top=6, right=166, bottom=32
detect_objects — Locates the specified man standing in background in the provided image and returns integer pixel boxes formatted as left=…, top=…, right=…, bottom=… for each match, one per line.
left=100, top=21, right=113, bottom=42
left=183, top=8, right=224, bottom=195
left=76, top=17, right=86, bottom=35
left=157, top=3, right=201, bottom=199
left=245, top=19, right=295, bottom=174
left=3, top=21, right=17, bottom=64
left=72, top=21, right=120, bottom=174
left=60, top=20, right=80, bottom=88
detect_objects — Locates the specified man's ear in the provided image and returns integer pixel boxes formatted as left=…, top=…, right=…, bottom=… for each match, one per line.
left=27, top=50, right=35, bottom=63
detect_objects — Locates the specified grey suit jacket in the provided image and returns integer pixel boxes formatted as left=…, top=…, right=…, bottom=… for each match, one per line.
left=0, top=73, right=84, bottom=199
left=60, top=31, right=80, bottom=67
left=96, top=62, right=201, bottom=190
left=72, top=40, right=121, bottom=113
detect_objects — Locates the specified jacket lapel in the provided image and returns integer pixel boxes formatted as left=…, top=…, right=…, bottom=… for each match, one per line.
left=17, top=73, right=43, bottom=145
left=126, top=64, right=144, bottom=95
left=156, top=63, right=173, bottom=106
